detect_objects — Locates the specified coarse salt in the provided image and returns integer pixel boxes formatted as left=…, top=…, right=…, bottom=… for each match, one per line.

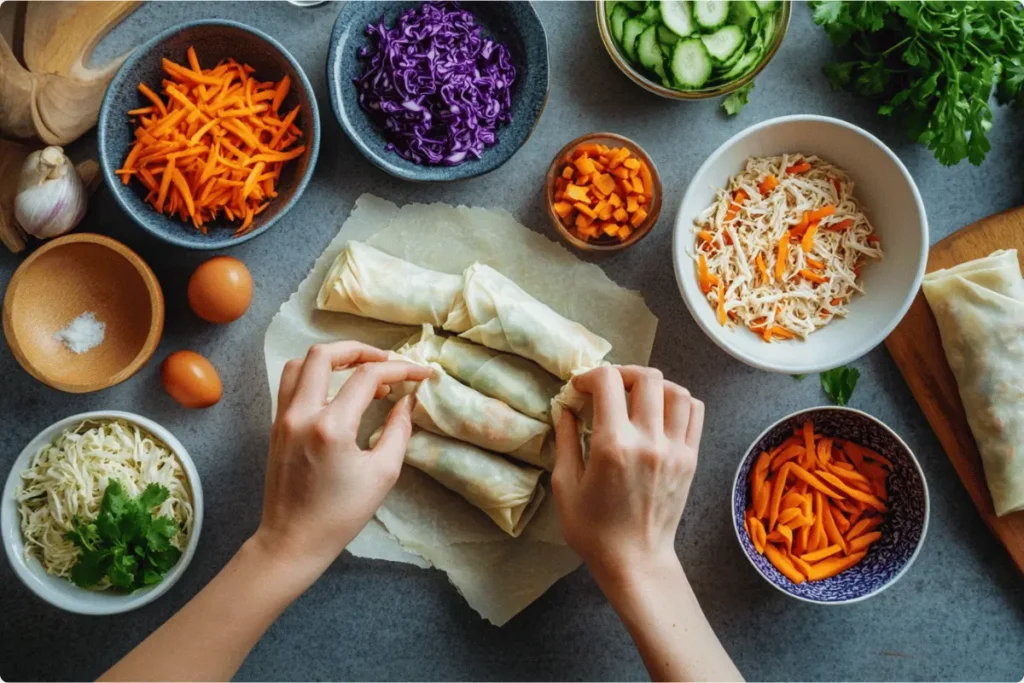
left=54, top=312, right=106, bottom=354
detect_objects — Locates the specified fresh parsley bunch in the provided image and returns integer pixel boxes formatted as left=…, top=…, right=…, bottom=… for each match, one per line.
left=811, top=0, right=1024, bottom=165
left=64, top=480, right=182, bottom=591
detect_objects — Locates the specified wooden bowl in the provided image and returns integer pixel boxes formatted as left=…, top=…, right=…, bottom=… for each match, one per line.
left=2, top=233, right=164, bottom=393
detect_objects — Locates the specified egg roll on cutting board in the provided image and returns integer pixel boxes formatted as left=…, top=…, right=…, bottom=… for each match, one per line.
left=922, top=249, right=1024, bottom=516
left=369, top=427, right=545, bottom=537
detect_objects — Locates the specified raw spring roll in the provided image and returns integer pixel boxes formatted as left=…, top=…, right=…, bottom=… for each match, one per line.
left=315, top=241, right=462, bottom=326
left=398, top=325, right=561, bottom=423
left=369, top=427, right=545, bottom=537
left=443, top=263, right=613, bottom=380
left=922, top=249, right=1024, bottom=516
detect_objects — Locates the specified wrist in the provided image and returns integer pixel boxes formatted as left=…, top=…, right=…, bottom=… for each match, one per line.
left=241, top=531, right=329, bottom=597
left=589, top=548, right=687, bottom=608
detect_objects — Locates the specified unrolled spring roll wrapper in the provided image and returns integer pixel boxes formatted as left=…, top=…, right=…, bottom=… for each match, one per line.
left=443, top=263, right=614, bottom=380
left=369, top=427, right=545, bottom=538
left=399, top=325, right=561, bottom=424
left=264, top=194, right=657, bottom=625
left=316, top=241, right=462, bottom=327
left=922, top=249, right=1024, bottom=517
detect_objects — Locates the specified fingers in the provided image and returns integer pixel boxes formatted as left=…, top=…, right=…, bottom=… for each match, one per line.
left=276, top=359, right=302, bottom=419
left=618, top=365, right=665, bottom=434
left=572, top=366, right=629, bottom=432
left=327, top=360, right=431, bottom=436
left=685, top=397, right=705, bottom=450
left=664, top=381, right=693, bottom=441
left=552, top=409, right=584, bottom=495
left=368, top=395, right=415, bottom=484
left=291, top=342, right=390, bottom=412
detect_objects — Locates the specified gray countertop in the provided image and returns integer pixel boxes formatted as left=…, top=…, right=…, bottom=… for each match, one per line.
left=2, top=1, right=1023, bottom=681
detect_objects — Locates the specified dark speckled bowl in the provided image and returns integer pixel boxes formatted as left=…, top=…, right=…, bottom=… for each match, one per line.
left=99, top=20, right=320, bottom=250
left=733, top=407, right=929, bottom=604
left=328, top=1, right=548, bottom=182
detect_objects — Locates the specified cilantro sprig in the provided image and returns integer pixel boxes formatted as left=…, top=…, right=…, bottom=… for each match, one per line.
left=811, top=1, right=1024, bottom=166
left=820, top=365, right=860, bottom=407
left=64, top=481, right=182, bottom=591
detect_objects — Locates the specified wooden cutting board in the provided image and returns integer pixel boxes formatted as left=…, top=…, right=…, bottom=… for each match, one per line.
left=885, top=206, right=1024, bottom=574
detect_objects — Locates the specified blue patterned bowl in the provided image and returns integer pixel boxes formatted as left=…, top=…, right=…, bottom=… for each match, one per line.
left=99, top=20, right=320, bottom=250
left=732, top=407, right=929, bottom=604
left=327, top=1, right=549, bottom=182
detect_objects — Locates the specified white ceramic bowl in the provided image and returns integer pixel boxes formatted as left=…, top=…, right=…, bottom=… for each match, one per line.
left=2, top=411, right=203, bottom=615
left=672, top=115, right=928, bottom=374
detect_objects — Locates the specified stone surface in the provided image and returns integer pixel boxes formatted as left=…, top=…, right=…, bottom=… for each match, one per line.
left=1, top=2, right=1022, bottom=681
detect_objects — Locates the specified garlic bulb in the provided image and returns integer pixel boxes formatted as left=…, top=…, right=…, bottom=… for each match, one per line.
left=14, top=146, right=87, bottom=240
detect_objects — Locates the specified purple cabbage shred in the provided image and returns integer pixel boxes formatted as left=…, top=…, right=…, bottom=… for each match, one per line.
left=354, top=2, right=517, bottom=166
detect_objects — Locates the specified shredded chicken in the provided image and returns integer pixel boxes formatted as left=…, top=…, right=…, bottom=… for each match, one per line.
left=691, top=154, right=883, bottom=342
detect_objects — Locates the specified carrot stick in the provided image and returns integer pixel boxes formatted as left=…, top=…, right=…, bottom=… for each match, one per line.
left=800, top=269, right=829, bottom=284
left=716, top=281, right=726, bottom=326
left=137, top=83, right=167, bottom=115
left=845, top=516, right=884, bottom=541
left=155, top=157, right=176, bottom=213
left=771, top=445, right=804, bottom=472
left=271, top=74, right=291, bottom=113
left=805, top=551, right=866, bottom=581
left=848, top=531, right=881, bottom=553
left=170, top=167, right=196, bottom=219
left=775, top=232, right=789, bottom=279
left=808, top=205, right=835, bottom=222
left=801, top=222, right=819, bottom=253
left=764, top=544, right=805, bottom=584
left=821, top=498, right=849, bottom=554
left=800, top=544, right=841, bottom=563
left=768, top=463, right=791, bottom=531
left=816, top=471, right=886, bottom=511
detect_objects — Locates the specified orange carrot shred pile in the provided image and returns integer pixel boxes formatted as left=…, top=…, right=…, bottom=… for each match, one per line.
left=115, top=46, right=305, bottom=237
left=743, top=420, right=891, bottom=584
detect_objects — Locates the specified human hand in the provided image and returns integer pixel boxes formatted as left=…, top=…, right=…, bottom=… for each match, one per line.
left=551, top=365, right=704, bottom=588
left=252, top=341, right=431, bottom=580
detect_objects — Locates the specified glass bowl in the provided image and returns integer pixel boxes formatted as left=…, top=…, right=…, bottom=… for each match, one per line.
left=594, top=0, right=792, bottom=101
left=545, top=132, right=662, bottom=253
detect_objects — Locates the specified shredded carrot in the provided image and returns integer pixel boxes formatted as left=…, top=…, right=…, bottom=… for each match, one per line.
left=716, top=281, right=727, bottom=325
left=801, top=223, right=819, bottom=253
left=117, top=47, right=304, bottom=235
left=786, top=161, right=811, bottom=174
left=745, top=420, right=891, bottom=583
left=775, top=232, right=789, bottom=280
left=758, top=174, right=778, bottom=195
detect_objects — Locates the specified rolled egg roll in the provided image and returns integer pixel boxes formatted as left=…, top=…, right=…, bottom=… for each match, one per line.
left=443, top=263, right=612, bottom=380
left=922, top=249, right=1024, bottom=516
left=315, top=241, right=462, bottom=326
left=370, top=427, right=545, bottom=538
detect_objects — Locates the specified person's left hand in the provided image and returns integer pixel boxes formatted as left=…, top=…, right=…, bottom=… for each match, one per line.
left=252, top=341, right=431, bottom=579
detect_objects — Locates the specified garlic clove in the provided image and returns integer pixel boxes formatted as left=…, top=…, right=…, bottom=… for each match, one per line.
left=14, top=145, right=88, bottom=240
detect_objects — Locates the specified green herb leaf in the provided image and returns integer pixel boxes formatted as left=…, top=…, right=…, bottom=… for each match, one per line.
left=722, top=81, right=755, bottom=116
left=149, top=547, right=182, bottom=573
left=145, top=517, right=178, bottom=553
left=138, top=483, right=170, bottom=512
left=70, top=549, right=111, bottom=588
left=820, top=366, right=861, bottom=406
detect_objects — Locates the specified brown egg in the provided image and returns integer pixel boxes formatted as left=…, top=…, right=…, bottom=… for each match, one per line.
left=187, top=256, right=253, bottom=324
left=161, top=350, right=222, bottom=409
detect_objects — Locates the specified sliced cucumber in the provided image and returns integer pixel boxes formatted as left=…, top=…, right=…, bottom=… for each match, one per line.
left=715, top=38, right=747, bottom=70
left=621, top=17, right=647, bottom=62
left=693, top=0, right=728, bottom=31
left=670, top=37, right=712, bottom=89
left=624, top=0, right=646, bottom=11
left=760, top=11, right=777, bottom=41
left=660, top=1, right=695, bottom=37
left=659, top=41, right=674, bottom=59
left=657, top=24, right=680, bottom=45
left=755, top=0, right=779, bottom=12
left=718, top=46, right=760, bottom=82
left=636, top=3, right=661, bottom=23
left=637, top=25, right=664, bottom=72
left=609, top=4, right=629, bottom=43
left=701, top=25, right=745, bottom=63
left=728, top=0, right=760, bottom=33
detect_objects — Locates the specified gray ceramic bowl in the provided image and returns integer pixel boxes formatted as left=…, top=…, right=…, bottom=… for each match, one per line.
left=99, top=20, right=320, bottom=250
left=328, top=1, right=548, bottom=182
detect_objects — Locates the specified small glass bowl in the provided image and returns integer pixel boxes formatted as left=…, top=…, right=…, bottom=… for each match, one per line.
left=545, top=132, right=662, bottom=253
left=594, top=0, right=792, bottom=101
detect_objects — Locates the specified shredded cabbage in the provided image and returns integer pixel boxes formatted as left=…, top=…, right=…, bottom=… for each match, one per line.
left=692, top=154, right=883, bottom=341
left=354, top=2, right=517, bottom=166
left=16, top=419, right=194, bottom=586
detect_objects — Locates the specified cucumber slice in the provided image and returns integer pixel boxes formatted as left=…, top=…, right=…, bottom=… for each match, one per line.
left=718, top=46, right=760, bottom=82
left=624, top=0, right=646, bottom=11
left=610, top=4, right=629, bottom=43
left=755, top=0, right=779, bottom=12
left=728, top=0, right=760, bottom=33
left=760, top=11, right=777, bottom=41
left=693, top=0, right=729, bottom=31
left=659, top=41, right=674, bottom=59
left=670, top=37, right=712, bottom=89
left=715, top=37, right=747, bottom=70
left=637, top=25, right=664, bottom=73
left=660, top=1, right=695, bottom=37
left=636, top=3, right=661, bottom=23
left=657, top=24, right=679, bottom=45
left=621, top=17, right=647, bottom=62
left=701, top=25, right=745, bottom=62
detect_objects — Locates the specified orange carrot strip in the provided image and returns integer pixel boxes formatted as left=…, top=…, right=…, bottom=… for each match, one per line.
left=170, top=167, right=196, bottom=219
left=271, top=75, right=291, bottom=113
left=137, top=83, right=167, bottom=115
left=801, top=222, right=819, bottom=253
left=844, top=516, right=884, bottom=542
left=768, top=463, right=792, bottom=531
left=821, top=498, right=849, bottom=554
left=805, top=551, right=866, bottom=581
left=790, top=464, right=845, bottom=499
left=775, top=232, right=789, bottom=279
left=848, top=531, right=881, bottom=553
left=764, top=544, right=805, bottom=584
left=800, top=544, right=842, bottom=563
left=816, top=471, right=886, bottom=511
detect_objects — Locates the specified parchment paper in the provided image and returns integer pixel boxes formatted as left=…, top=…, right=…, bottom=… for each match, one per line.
left=263, top=194, right=658, bottom=625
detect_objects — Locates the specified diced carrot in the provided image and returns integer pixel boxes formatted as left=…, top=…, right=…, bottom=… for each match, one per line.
left=758, top=174, right=778, bottom=194
left=575, top=202, right=597, bottom=219
left=575, top=212, right=594, bottom=229
left=564, top=184, right=590, bottom=202
left=596, top=201, right=613, bottom=221
left=594, top=173, right=618, bottom=196
left=626, top=195, right=638, bottom=213
left=561, top=166, right=574, bottom=180
left=553, top=202, right=573, bottom=218
left=622, top=157, right=641, bottom=171
left=638, top=162, right=653, bottom=196
left=630, top=207, right=648, bottom=227
left=574, top=155, right=597, bottom=175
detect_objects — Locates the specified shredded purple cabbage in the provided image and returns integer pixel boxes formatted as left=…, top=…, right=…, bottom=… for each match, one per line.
left=354, top=2, right=517, bottom=166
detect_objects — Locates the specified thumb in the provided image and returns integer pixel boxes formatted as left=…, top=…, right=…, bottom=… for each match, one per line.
left=369, top=394, right=414, bottom=482
left=551, top=409, right=584, bottom=502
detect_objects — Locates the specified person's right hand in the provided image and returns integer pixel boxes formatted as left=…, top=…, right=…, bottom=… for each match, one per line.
left=551, top=365, right=704, bottom=586
left=252, top=341, right=431, bottom=581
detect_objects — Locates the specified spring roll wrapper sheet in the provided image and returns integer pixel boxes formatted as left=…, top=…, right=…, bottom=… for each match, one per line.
left=264, top=194, right=657, bottom=625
